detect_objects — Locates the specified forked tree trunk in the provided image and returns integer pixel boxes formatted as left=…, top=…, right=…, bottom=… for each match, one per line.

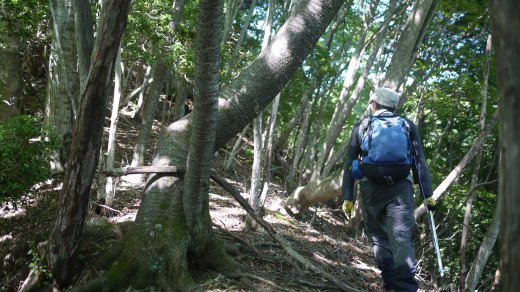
left=84, top=0, right=343, bottom=289
left=319, top=0, right=379, bottom=174
left=492, top=1, right=520, bottom=290
left=48, top=1, right=131, bottom=287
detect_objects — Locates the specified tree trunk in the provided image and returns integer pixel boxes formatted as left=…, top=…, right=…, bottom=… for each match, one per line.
left=458, top=32, right=491, bottom=292
left=98, top=46, right=123, bottom=206
left=135, top=64, right=152, bottom=117
left=465, top=201, right=501, bottom=291
left=47, top=1, right=131, bottom=287
left=492, top=1, right=520, bottom=290
left=130, top=63, right=168, bottom=171
left=88, top=0, right=343, bottom=289
left=247, top=114, right=263, bottom=227
left=171, top=73, right=189, bottom=122
left=182, top=0, right=227, bottom=262
left=224, top=125, right=248, bottom=172
left=169, top=0, right=187, bottom=31
left=223, top=0, right=242, bottom=44
left=72, top=0, right=94, bottom=94
left=257, top=0, right=278, bottom=209
left=225, top=0, right=258, bottom=78
left=44, top=0, right=78, bottom=171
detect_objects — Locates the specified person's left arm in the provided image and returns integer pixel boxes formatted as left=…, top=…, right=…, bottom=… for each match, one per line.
left=407, top=119, right=434, bottom=197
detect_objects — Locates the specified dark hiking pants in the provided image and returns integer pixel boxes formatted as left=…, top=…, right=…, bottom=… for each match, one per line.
left=359, top=179, right=418, bottom=292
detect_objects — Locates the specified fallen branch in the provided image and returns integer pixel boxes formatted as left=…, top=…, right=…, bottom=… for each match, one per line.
left=210, top=172, right=362, bottom=292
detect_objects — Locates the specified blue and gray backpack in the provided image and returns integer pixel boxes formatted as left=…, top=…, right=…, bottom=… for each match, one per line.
left=360, top=114, right=412, bottom=184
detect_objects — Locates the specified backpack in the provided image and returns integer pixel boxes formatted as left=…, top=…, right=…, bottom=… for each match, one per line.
left=360, top=114, right=412, bottom=184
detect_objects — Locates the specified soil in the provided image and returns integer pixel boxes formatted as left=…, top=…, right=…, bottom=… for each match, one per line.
left=0, top=114, right=436, bottom=291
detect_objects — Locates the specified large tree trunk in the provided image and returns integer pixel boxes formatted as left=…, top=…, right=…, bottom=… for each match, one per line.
left=44, top=0, right=78, bottom=171
left=89, top=0, right=342, bottom=289
left=182, top=0, right=228, bottom=269
left=47, top=1, right=131, bottom=287
left=492, top=1, right=520, bottom=291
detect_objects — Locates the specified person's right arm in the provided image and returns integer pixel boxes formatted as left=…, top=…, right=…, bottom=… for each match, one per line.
left=342, top=122, right=362, bottom=201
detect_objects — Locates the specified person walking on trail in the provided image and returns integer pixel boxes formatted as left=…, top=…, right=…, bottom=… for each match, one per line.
left=341, top=87, right=436, bottom=292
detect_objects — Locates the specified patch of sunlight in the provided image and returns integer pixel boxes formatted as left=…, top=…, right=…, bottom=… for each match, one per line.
left=0, top=201, right=26, bottom=218
left=109, top=213, right=136, bottom=223
left=0, top=233, right=13, bottom=243
left=352, top=258, right=379, bottom=273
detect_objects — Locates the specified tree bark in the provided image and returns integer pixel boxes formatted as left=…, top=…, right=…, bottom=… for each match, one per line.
left=182, top=0, right=225, bottom=259
left=248, top=114, right=263, bottom=223
left=44, top=0, right=78, bottom=171
left=72, top=0, right=94, bottom=94
left=492, top=1, right=520, bottom=290
left=47, top=1, right=131, bottom=287
left=135, top=64, right=152, bottom=116
left=258, top=0, right=278, bottom=207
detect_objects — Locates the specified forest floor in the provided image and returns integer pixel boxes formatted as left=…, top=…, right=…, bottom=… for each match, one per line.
left=0, top=113, right=437, bottom=291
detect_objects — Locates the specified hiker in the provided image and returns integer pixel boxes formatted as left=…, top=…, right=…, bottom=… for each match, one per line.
left=341, top=87, right=435, bottom=292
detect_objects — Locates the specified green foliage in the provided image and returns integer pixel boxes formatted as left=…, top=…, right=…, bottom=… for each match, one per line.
left=0, top=115, right=52, bottom=202
left=0, top=0, right=48, bottom=39
left=27, top=241, right=52, bottom=279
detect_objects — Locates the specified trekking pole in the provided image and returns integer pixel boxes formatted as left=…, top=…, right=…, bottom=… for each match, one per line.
left=412, top=155, right=445, bottom=277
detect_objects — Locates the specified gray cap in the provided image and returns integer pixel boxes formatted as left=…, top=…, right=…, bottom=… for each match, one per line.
left=369, top=87, right=400, bottom=109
